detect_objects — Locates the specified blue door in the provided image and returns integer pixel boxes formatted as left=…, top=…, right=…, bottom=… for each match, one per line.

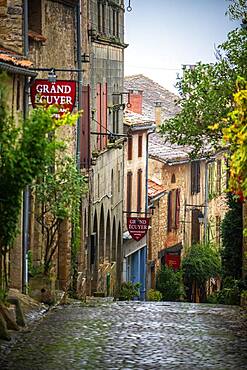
left=127, top=246, right=147, bottom=300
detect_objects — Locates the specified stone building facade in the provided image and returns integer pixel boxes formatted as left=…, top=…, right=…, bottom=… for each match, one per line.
left=123, top=107, right=154, bottom=299
left=148, top=133, right=228, bottom=291
left=83, top=0, right=126, bottom=295
left=1, top=0, right=127, bottom=298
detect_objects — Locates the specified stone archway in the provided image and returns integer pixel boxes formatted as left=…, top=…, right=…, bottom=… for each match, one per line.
left=112, top=217, right=116, bottom=262
left=105, top=211, right=111, bottom=262
left=116, top=221, right=122, bottom=288
left=99, top=205, right=105, bottom=263
left=91, top=211, right=98, bottom=293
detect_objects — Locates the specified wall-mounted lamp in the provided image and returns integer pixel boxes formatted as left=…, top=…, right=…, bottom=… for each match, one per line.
left=48, top=68, right=57, bottom=83
left=198, top=211, right=205, bottom=224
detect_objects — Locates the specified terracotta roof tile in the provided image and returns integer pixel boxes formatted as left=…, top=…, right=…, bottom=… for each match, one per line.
left=148, top=179, right=165, bottom=199
left=0, top=49, right=33, bottom=68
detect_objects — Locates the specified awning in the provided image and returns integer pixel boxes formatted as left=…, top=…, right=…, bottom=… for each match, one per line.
left=158, top=242, right=183, bottom=258
left=0, top=62, right=37, bottom=77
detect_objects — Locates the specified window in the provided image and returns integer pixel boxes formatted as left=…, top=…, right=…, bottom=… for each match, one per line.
left=167, top=189, right=180, bottom=232
left=127, top=136, right=133, bottom=160
left=96, top=82, right=107, bottom=151
left=97, top=0, right=107, bottom=35
left=138, top=135, right=143, bottom=157
left=28, top=0, right=42, bottom=34
left=137, top=169, right=142, bottom=212
left=127, top=171, right=132, bottom=214
left=171, top=174, right=176, bottom=184
left=191, top=161, right=200, bottom=195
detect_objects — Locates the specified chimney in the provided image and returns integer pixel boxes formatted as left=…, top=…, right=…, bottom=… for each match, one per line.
left=154, top=101, right=162, bottom=126
left=128, top=89, right=143, bottom=114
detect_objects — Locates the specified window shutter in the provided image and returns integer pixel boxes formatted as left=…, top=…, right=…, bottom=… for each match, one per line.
left=191, top=162, right=195, bottom=195
left=175, top=188, right=180, bottom=229
left=167, top=191, right=172, bottom=232
left=196, top=162, right=201, bottom=193
left=137, top=169, right=142, bottom=212
left=96, top=83, right=102, bottom=150
left=138, top=135, right=143, bottom=157
left=128, top=136, right=133, bottom=160
left=127, top=171, right=132, bottom=214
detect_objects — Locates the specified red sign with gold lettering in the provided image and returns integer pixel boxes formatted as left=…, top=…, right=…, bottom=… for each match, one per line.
left=30, top=79, right=76, bottom=116
left=127, top=217, right=149, bottom=241
left=165, top=253, right=181, bottom=270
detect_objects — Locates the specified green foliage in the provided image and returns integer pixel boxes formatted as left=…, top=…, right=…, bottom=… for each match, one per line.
left=147, top=289, right=162, bottom=301
left=0, top=72, right=80, bottom=289
left=118, top=281, right=141, bottom=301
left=221, top=193, right=243, bottom=279
left=218, top=277, right=241, bottom=305
left=0, top=74, right=75, bottom=289
left=27, top=250, right=44, bottom=277
left=226, top=0, right=247, bottom=21
left=34, top=155, right=87, bottom=274
left=182, top=243, right=221, bottom=288
left=159, top=27, right=247, bottom=157
left=222, top=78, right=247, bottom=200
left=156, top=266, right=184, bottom=301
left=0, top=288, right=7, bottom=303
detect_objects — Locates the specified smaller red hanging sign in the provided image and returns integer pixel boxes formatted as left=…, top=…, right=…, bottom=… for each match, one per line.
left=30, top=79, right=76, bottom=116
left=165, top=253, right=181, bottom=271
left=127, top=217, right=149, bottom=242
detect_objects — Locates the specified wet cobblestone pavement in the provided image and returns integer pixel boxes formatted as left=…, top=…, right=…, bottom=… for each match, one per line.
left=0, top=301, right=247, bottom=369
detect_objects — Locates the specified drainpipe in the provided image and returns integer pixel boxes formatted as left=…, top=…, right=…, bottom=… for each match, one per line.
left=76, top=1, right=82, bottom=168
left=22, top=0, right=29, bottom=293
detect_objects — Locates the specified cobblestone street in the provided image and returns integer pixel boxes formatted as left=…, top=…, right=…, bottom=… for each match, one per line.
left=0, top=301, right=247, bottom=370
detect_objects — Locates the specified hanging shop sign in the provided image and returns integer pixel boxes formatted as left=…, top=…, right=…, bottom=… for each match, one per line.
left=165, top=253, right=181, bottom=271
left=30, top=79, right=76, bottom=116
left=127, top=217, right=149, bottom=242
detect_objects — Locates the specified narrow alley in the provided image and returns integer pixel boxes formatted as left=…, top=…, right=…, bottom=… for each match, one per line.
left=1, top=301, right=246, bottom=370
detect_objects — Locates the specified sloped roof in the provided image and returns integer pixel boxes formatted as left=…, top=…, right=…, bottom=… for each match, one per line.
left=124, top=74, right=180, bottom=121
left=149, top=132, right=193, bottom=164
left=124, top=109, right=155, bottom=130
left=148, top=179, right=165, bottom=199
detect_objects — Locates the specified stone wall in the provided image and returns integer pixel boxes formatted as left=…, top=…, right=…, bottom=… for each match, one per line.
left=0, top=0, right=23, bottom=54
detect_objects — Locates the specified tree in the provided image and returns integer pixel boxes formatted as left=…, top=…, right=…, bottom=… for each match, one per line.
left=182, top=243, right=221, bottom=302
left=226, top=0, right=247, bottom=21
left=221, top=194, right=243, bottom=279
left=34, top=155, right=87, bottom=274
left=159, top=27, right=247, bottom=157
left=0, top=73, right=78, bottom=290
left=222, top=77, right=247, bottom=199
left=156, top=266, right=184, bottom=301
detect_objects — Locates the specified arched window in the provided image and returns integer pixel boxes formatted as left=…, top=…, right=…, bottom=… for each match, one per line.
left=171, top=173, right=176, bottom=183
